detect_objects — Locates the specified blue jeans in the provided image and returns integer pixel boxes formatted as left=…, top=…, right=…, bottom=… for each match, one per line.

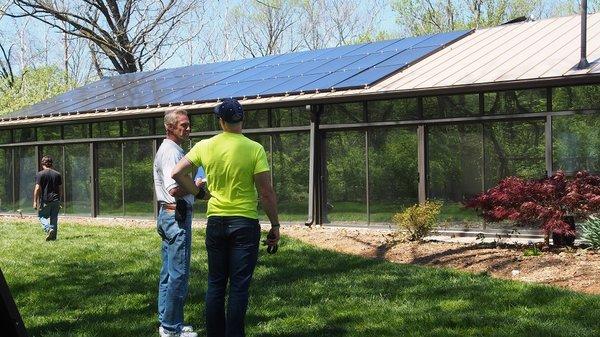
left=205, top=216, right=260, bottom=337
left=157, top=206, right=192, bottom=334
left=38, top=200, right=60, bottom=234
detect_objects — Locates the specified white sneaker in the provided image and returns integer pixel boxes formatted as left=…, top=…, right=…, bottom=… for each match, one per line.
left=159, top=325, right=197, bottom=337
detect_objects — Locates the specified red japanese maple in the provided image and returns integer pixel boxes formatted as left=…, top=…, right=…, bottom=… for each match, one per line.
left=464, top=171, right=600, bottom=236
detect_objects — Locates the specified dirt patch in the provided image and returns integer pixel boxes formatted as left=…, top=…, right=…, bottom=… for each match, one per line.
left=4, top=215, right=599, bottom=295
left=283, top=225, right=600, bottom=295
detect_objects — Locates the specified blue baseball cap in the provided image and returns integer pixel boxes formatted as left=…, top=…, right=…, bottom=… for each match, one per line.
left=214, top=98, right=244, bottom=123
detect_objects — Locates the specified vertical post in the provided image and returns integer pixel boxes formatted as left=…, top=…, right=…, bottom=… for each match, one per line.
left=153, top=138, right=158, bottom=218
left=35, top=146, right=40, bottom=171
left=61, top=146, right=66, bottom=215
left=121, top=142, right=125, bottom=216
left=90, top=142, right=98, bottom=217
left=305, top=105, right=317, bottom=226
left=319, top=131, right=329, bottom=224
left=365, top=130, right=370, bottom=226
left=578, top=0, right=589, bottom=69
left=417, top=125, right=427, bottom=203
left=481, top=124, right=487, bottom=191
left=545, top=115, right=553, bottom=177
left=269, top=135, right=274, bottom=185
left=11, top=147, right=15, bottom=212
left=305, top=104, right=326, bottom=226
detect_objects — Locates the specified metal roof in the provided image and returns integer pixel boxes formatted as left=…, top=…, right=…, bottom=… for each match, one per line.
left=2, top=12, right=600, bottom=127
left=370, top=12, right=600, bottom=92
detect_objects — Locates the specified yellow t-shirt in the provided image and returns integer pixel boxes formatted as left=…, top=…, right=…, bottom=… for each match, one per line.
left=185, top=132, right=270, bottom=219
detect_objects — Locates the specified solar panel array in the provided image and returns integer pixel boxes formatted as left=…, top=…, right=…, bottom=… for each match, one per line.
left=6, top=30, right=469, bottom=118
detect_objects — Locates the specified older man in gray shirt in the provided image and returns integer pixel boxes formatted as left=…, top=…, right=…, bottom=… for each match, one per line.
left=153, top=109, right=205, bottom=337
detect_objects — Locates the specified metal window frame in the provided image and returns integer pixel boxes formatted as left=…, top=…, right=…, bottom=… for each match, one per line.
left=3, top=84, right=600, bottom=223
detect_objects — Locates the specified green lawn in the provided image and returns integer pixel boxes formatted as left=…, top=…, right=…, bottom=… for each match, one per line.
left=1, top=220, right=598, bottom=337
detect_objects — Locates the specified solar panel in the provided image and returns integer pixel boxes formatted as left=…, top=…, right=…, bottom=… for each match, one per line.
left=413, top=30, right=468, bottom=48
left=4, top=29, right=470, bottom=118
left=332, top=65, right=403, bottom=88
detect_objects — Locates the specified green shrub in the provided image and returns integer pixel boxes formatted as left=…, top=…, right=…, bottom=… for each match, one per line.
left=393, top=201, right=442, bottom=241
left=581, top=215, right=600, bottom=249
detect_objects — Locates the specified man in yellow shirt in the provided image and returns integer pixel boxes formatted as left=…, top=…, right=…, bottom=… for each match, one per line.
left=172, top=98, right=280, bottom=337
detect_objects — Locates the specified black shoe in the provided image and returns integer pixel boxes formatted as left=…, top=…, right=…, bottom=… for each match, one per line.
left=46, top=229, right=56, bottom=241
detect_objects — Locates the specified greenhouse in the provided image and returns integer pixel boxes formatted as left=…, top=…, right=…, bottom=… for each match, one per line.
left=0, top=13, right=599, bottom=227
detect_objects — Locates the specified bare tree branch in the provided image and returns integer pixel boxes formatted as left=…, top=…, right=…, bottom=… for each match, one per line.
left=7, top=0, right=203, bottom=74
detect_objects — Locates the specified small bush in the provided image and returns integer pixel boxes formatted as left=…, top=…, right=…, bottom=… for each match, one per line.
left=581, top=215, right=600, bottom=249
left=393, top=201, right=442, bottom=241
left=523, top=245, right=541, bottom=257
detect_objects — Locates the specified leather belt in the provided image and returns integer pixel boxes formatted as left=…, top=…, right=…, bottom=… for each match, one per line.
left=160, top=203, right=177, bottom=211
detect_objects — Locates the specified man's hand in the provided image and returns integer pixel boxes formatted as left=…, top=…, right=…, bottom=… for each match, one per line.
left=265, top=227, right=280, bottom=246
left=194, top=178, right=211, bottom=200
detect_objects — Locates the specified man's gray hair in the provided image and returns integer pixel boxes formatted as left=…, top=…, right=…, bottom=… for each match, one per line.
left=164, top=109, right=188, bottom=127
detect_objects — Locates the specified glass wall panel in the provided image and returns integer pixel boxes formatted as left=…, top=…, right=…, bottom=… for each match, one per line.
left=484, top=89, right=546, bottom=115
left=123, top=140, right=154, bottom=217
left=15, top=146, right=36, bottom=214
left=190, top=113, right=218, bottom=132
left=189, top=137, right=209, bottom=218
left=40, top=145, right=63, bottom=174
left=325, top=131, right=367, bottom=223
left=423, top=94, right=479, bottom=118
left=244, top=134, right=272, bottom=220
left=14, top=128, right=35, bottom=143
left=428, top=124, right=482, bottom=222
left=0, top=148, right=13, bottom=212
left=484, top=120, right=546, bottom=189
left=92, top=121, right=120, bottom=138
left=64, top=144, right=91, bottom=215
left=155, top=117, right=166, bottom=135
left=271, top=133, right=309, bottom=221
left=0, top=130, right=11, bottom=144
left=272, top=107, right=310, bottom=127
left=368, top=98, right=418, bottom=121
left=98, top=142, right=123, bottom=215
left=37, top=125, right=62, bottom=141
left=553, top=85, right=600, bottom=111
left=368, top=127, right=418, bottom=223
left=553, top=114, right=600, bottom=173
left=63, top=123, right=89, bottom=139
left=321, top=103, right=364, bottom=124
left=244, top=109, right=269, bottom=129
left=123, top=118, right=152, bottom=137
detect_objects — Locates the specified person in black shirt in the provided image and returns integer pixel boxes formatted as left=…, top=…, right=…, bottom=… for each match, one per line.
left=33, top=155, right=62, bottom=241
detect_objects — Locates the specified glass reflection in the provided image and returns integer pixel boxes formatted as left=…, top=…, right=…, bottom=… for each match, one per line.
left=427, top=124, right=482, bottom=222
left=123, top=140, right=154, bottom=217
left=553, top=114, right=600, bottom=173
left=484, top=89, right=546, bottom=115
left=271, top=133, right=309, bottom=221
left=325, top=131, right=367, bottom=223
left=0, top=148, right=13, bottom=212
left=484, top=120, right=546, bottom=189
left=553, top=85, right=600, bottom=111
left=64, top=144, right=91, bottom=215
left=15, top=146, right=36, bottom=214
left=368, top=127, right=418, bottom=223
left=98, top=142, right=123, bottom=215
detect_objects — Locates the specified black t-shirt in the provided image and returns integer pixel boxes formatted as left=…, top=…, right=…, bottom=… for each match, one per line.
left=35, top=169, right=62, bottom=203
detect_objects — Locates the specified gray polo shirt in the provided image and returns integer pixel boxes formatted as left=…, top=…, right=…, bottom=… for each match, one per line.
left=153, top=139, right=194, bottom=205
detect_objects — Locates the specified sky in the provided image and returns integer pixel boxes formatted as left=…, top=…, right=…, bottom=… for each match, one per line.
left=0, top=0, right=590, bottom=81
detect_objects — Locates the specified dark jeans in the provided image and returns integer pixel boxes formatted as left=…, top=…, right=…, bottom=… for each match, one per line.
left=205, top=216, right=260, bottom=337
